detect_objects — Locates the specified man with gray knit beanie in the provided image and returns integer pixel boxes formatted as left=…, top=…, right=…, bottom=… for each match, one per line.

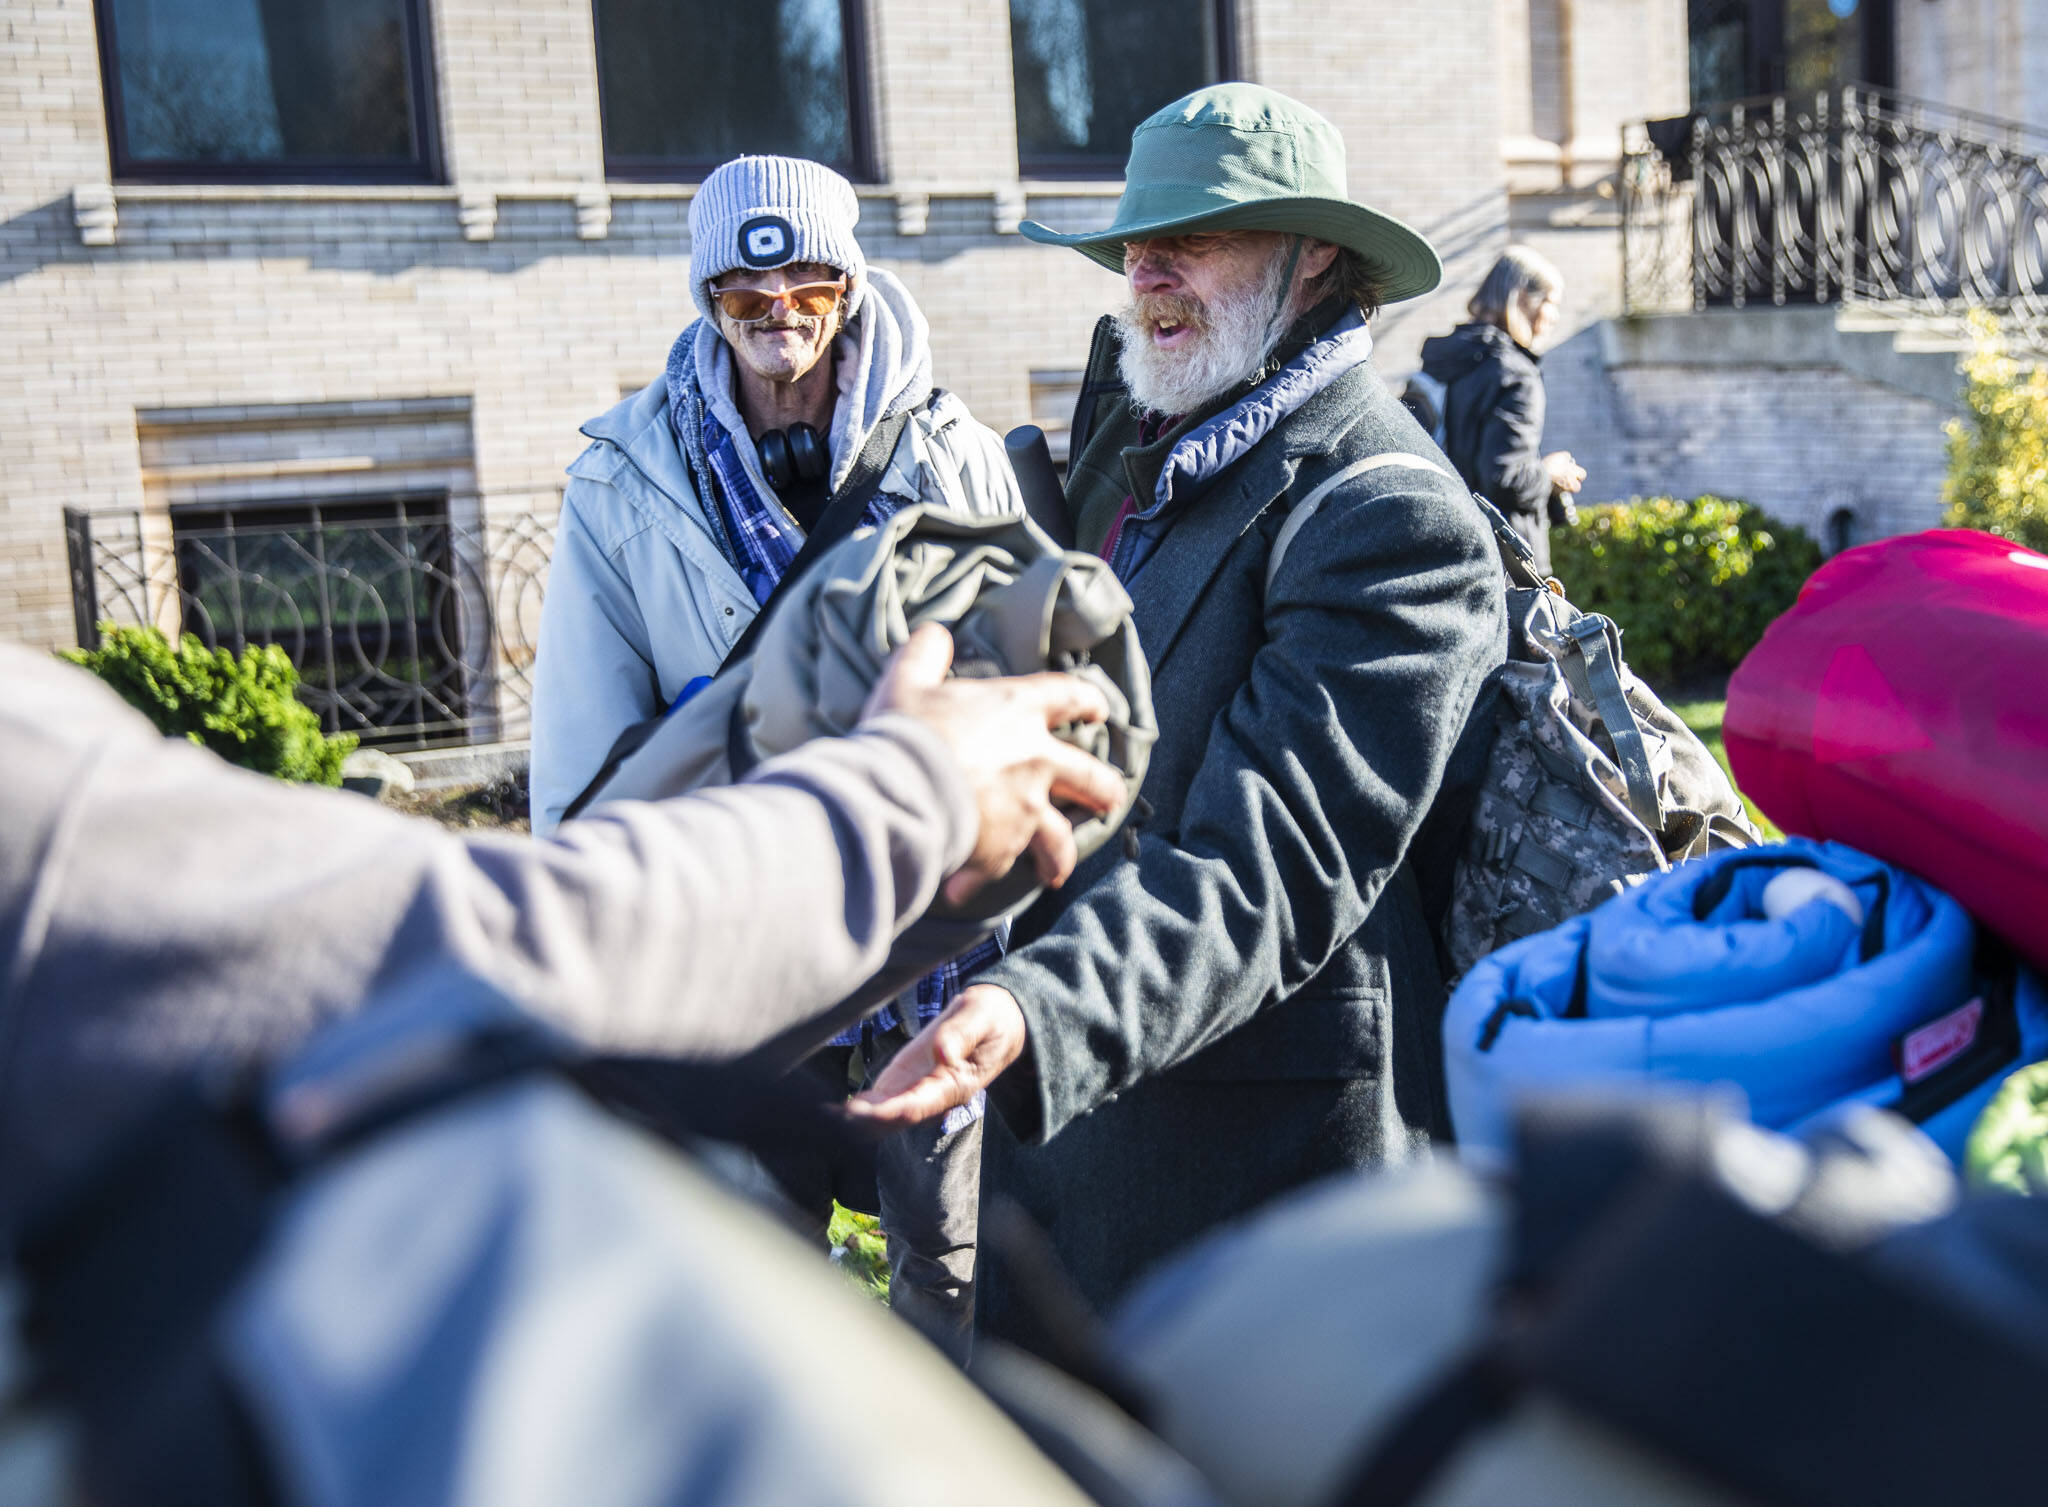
left=531, top=154, right=1021, bottom=1355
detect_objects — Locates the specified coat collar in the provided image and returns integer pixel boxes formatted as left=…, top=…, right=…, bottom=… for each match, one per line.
left=575, top=377, right=696, bottom=504
left=1125, top=358, right=1379, bottom=670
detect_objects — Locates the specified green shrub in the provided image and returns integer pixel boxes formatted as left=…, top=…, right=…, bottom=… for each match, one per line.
left=1943, top=313, right=2048, bottom=554
left=62, top=624, right=357, bottom=785
left=1549, top=495, right=1821, bottom=684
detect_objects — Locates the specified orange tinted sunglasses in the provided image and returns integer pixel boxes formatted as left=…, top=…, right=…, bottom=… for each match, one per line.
left=710, top=279, right=847, bottom=322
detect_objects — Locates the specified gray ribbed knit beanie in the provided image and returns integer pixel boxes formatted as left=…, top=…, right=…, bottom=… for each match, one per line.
left=689, top=156, right=867, bottom=322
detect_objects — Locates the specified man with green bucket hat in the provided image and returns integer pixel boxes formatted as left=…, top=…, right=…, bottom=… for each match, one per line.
left=853, top=84, right=1507, bottom=1341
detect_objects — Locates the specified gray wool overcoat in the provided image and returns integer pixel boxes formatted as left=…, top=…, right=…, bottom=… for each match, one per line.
left=977, top=323, right=1507, bottom=1343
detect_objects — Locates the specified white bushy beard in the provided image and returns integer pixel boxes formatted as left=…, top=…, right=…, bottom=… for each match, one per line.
left=1114, top=244, right=1298, bottom=418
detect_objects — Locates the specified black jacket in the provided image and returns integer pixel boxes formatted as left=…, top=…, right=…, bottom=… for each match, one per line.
left=975, top=317, right=1506, bottom=1339
left=1419, top=322, right=1565, bottom=567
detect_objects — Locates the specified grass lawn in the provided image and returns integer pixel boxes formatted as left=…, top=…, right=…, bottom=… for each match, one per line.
left=1664, top=690, right=1782, bottom=840
left=829, top=1201, right=891, bottom=1300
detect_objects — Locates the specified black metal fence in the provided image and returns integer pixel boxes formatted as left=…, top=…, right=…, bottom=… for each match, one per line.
left=1622, top=85, right=2048, bottom=353
left=63, top=497, right=555, bottom=750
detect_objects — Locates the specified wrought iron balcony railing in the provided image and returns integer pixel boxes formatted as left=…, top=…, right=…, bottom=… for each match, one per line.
left=64, top=497, right=555, bottom=750
left=1622, top=85, right=2048, bottom=352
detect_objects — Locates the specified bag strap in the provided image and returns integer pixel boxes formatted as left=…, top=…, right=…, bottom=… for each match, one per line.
left=559, top=407, right=912, bottom=823
left=1558, top=616, right=1662, bottom=832
left=1265, top=452, right=1457, bottom=592
left=1259, top=455, right=1660, bottom=832
left=1518, top=1176, right=2048, bottom=1507
left=1265, top=456, right=1548, bottom=595
left=1468, top=489, right=1549, bottom=590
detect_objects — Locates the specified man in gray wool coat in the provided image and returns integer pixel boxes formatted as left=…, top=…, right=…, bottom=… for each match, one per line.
left=854, top=84, right=1508, bottom=1342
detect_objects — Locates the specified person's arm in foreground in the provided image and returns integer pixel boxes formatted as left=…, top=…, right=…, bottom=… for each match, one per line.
left=850, top=481, right=1502, bottom=1137
left=1, top=626, right=1117, bottom=1068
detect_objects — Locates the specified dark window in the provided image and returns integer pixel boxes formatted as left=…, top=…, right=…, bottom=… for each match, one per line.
left=1687, top=0, right=1895, bottom=107
left=169, top=495, right=484, bottom=747
left=1826, top=506, right=1859, bottom=556
left=95, top=0, right=439, bottom=182
left=1011, top=0, right=1238, bottom=176
left=1689, top=0, right=1754, bottom=107
left=1783, top=0, right=1885, bottom=96
left=595, top=0, right=872, bottom=180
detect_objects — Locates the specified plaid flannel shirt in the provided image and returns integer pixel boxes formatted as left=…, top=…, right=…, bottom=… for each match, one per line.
left=695, top=406, right=1002, bottom=1041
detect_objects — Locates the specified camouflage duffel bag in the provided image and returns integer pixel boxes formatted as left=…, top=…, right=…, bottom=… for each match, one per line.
left=1442, top=494, right=1758, bottom=982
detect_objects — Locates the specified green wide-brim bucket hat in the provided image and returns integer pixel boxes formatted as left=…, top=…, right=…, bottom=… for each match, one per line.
left=1020, top=84, right=1442, bottom=304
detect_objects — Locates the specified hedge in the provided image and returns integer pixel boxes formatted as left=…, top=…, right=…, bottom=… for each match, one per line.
left=62, top=625, right=357, bottom=785
left=1548, top=495, right=1821, bottom=684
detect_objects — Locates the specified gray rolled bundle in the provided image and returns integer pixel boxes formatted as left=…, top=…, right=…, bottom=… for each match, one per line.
left=588, top=506, right=1156, bottom=922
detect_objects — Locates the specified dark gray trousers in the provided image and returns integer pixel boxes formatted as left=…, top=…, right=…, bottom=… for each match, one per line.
left=765, top=1030, right=981, bottom=1362
left=865, top=1028, right=981, bottom=1363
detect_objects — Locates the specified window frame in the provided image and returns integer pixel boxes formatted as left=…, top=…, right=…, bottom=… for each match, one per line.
left=167, top=490, right=473, bottom=747
left=1014, top=0, right=1241, bottom=180
left=593, top=0, right=878, bottom=184
left=92, top=0, right=444, bottom=185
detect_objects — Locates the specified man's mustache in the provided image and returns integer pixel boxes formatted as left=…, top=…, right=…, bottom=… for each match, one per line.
left=1129, top=291, right=1211, bottom=334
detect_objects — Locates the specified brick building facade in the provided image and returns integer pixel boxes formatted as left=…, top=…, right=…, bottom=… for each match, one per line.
left=1, top=0, right=1687, bottom=693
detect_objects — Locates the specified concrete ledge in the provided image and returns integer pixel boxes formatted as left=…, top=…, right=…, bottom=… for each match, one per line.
left=394, top=741, right=529, bottom=793
left=1600, top=307, right=1964, bottom=407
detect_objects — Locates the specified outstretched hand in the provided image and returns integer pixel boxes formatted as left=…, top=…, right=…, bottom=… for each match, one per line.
left=846, top=983, right=1028, bottom=1128
left=863, top=623, right=1124, bottom=907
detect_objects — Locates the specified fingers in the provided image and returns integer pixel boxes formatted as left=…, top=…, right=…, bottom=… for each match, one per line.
left=1027, top=813, right=1080, bottom=890
left=1041, top=741, right=1125, bottom=815
left=863, top=623, right=956, bottom=719
left=845, top=987, right=1024, bottom=1127
left=1009, top=670, right=1112, bottom=729
left=860, top=1029, right=940, bottom=1101
left=846, top=1076, right=967, bottom=1130
left=942, top=865, right=990, bottom=908
left=896, top=621, right=957, bottom=681
left=846, top=1029, right=965, bottom=1129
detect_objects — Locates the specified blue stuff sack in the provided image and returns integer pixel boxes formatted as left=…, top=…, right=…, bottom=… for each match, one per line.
left=1445, top=837, right=2048, bottom=1165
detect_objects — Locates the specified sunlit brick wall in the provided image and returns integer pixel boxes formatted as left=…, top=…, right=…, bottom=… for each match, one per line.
left=0, top=0, right=1687, bottom=651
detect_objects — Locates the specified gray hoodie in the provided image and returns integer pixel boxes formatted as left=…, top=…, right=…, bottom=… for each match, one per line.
left=0, top=644, right=978, bottom=1234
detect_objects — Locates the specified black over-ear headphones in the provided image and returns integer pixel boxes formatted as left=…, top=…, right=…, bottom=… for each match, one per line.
left=757, top=423, right=827, bottom=491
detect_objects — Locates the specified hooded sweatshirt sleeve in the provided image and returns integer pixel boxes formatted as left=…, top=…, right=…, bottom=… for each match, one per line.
left=1471, top=360, right=1550, bottom=523
left=0, top=648, right=975, bottom=1222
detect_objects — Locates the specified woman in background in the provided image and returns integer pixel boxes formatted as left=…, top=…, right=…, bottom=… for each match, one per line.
left=1417, top=245, right=1585, bottom=574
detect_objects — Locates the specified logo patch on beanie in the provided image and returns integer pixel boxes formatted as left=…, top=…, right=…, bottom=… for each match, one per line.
left=739, top=215, right=794, bottom=267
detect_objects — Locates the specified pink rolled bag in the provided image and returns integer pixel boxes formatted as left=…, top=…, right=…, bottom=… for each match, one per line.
left=1725, top=528, right=2048, bottom=972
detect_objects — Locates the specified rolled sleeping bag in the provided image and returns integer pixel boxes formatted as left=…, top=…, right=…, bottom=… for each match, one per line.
left=584, top=505, right=1157, bottom=924
left=1725, top=529, right=2048, bottom=974
left=1444, top=837, right=2048, bottom=1166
